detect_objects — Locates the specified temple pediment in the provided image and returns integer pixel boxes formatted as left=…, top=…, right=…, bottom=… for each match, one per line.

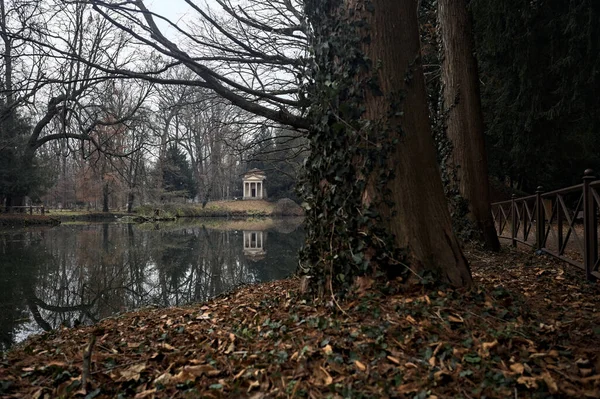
left=244, top=175, right=265, bottom=181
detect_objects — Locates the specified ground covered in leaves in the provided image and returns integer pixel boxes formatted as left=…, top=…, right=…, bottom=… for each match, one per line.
left=1, top=246, right=599, bottom=398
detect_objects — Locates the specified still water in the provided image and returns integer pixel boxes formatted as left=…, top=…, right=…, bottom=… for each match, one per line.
left=0, top=219, right=304, bottom=350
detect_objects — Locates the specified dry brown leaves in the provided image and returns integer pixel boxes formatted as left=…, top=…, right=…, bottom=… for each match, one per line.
left=0, top=246, right=598, bottom=398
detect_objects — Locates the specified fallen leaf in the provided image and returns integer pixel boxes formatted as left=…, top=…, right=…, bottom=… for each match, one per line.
left=387, top=356, right=401, bottom=365
left=510, top=363, right=525, bottom=374
left=135, top=389, right=157, bottom=398
left=517, top=376, right=539, bottom=389
left=154, top=372, right=173, bottom=385
left=541, top=371, right=558, bottom=393
left=397, top=383, right=419, bottom=394
left=354, top=360, right=366, bottom=371
left=313, top=366, right=333, bottom=386
left=580, top=368, right=593, bottom=377
left=482, top=340, right=498, bottom=351
left=184, top=364, right=220, bottom=377
left=448, top=315, right=464, bottom=323
left=247, top=380, right=260, bottom=393
left=160, top=343, right=176, bottom=351
left=119, top=363, right=146, bottom=381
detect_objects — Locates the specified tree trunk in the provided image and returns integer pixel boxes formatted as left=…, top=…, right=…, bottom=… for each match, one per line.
left=0, top=0, right=13, bottom=106
left=438, top=0, right=500, bottom=251
left=362, top=0, right=472, bottom=285
left=302, top=0, right=472, bottom=289
left=102, top=182, right=109, bottom=212
left=127, top=192, right=134, bottom=213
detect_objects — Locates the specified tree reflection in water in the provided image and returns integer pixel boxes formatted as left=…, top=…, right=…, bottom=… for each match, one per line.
left=0, top=219, right=303, bottom=350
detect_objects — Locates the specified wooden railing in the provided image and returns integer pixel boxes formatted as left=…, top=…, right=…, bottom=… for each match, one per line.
left=2, top=205, right=46, bottom=215
left=491, top=169, right=599, bottom=281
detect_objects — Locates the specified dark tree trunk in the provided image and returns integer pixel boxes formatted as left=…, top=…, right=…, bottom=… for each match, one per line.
left=127, top=192, right=134, bottom=213
left=302, top=0, right=473, bottom=289
left=438, top=0, right=500, bottom=251
left=102, top=182, right=109, bottom=213
left=362, top=0, right=472, bottom=285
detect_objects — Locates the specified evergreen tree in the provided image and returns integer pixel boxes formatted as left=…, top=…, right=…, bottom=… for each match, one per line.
left=472, top=0, right=600, bottom=191
left=0, top=111, right=46, bottom=208
left=162, top=145, right=197, bottom=200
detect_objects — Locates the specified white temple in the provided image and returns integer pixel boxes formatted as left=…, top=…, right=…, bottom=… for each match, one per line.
left=242, top=169, right=266, bottom=200
left=243, top=230, right=266, bottom=260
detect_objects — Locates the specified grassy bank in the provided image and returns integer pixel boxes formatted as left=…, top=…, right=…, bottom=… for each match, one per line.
left=133, top=217, right=304, bottom=233
left=0, top=200, right=303, bottom=227
left=0, top=214, right=60, bottom=228
left=47, top=210, right=130, bottom=223
left=135, top=200, right=303, bottom=220
left=1, top=247, right=598, bottom=398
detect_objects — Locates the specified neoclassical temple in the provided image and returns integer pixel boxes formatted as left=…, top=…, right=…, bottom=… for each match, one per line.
left=242, top=169, right=266, bottom=200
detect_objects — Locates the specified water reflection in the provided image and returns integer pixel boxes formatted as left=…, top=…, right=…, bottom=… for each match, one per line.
left=243, top=231, right=266, bottom=260
left=0, top=219, right=303, bottom=350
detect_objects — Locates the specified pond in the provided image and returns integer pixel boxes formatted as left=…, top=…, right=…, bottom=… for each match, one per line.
left=0, top=218, right=304, bottom=351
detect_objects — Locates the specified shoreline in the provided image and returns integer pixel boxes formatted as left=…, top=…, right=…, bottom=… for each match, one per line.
left=0, top=214, right=60, bottom=228
left=0, top=200, right=305, bottom=227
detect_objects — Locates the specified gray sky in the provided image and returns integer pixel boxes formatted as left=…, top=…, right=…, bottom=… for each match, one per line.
left=145, top=0, right=221, bottom=38
left=148, top=0, right=219, bottom=23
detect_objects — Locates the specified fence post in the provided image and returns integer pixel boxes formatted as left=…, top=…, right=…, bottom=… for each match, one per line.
left=536, top=186, right=545, bottom=249
left=41, top=205, right=45, bottom=215
left=511, top=194, right=517, bottom=247
left=583, top=169, right=597, bottom=281
left=557, top=196, right=563, bottom=252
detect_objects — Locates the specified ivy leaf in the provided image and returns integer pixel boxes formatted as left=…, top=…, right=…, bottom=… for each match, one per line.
left=464, top=353, right=481, bottom=364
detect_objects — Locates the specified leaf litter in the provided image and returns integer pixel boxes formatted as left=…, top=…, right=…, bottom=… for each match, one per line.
left=0, top=245, right=598, bottom=398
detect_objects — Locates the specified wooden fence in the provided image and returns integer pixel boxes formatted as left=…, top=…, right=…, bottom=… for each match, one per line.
left=491, top=169, right=599, bottom=281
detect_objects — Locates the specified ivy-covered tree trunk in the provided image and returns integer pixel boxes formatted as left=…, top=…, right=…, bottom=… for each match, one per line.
left=301, top=0, right=472, bottom=291
left=438, top=0, right=500, bottom=251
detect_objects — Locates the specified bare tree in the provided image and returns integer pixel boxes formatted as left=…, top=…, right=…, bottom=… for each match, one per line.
left=61, top=0, right=311, bottom=129
left=0, top=0, right=150, bottom=206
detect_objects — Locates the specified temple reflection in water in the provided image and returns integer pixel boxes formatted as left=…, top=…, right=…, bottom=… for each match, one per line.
left=243, top=230, right=266, bottom=261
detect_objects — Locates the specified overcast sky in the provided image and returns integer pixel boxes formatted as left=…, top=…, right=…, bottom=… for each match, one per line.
left=143, top=0, right=221, bottom=40
left=147, top=0, right=219, bottom=23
